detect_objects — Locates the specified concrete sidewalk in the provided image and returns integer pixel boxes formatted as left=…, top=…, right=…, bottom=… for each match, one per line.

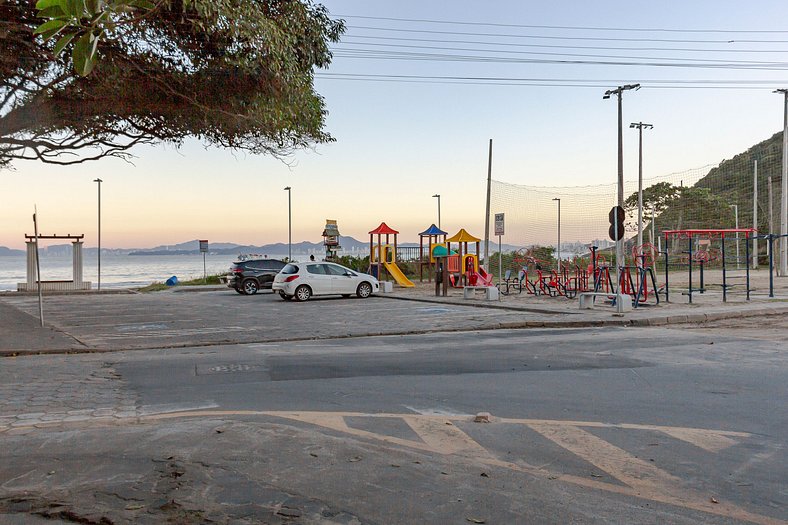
left=1, top=284, right=786, bottom=357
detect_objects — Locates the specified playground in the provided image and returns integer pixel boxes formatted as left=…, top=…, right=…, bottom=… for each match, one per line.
left=345, top=219, right=788, bottom=311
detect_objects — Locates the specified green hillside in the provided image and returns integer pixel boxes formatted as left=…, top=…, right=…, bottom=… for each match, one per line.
left=632, top=132, right=784, bottom=238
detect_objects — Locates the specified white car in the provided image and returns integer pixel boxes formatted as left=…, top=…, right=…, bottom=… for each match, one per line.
left=272, top=262, right=380, bottom=301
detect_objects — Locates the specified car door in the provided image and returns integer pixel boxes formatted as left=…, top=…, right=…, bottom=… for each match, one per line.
left=305, top=263, right=332, bottom=295
left=325, top=264, right=356, bottom=294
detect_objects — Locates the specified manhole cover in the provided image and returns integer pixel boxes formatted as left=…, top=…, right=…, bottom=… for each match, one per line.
left=115, top=323, right=169, bottom=332
left=416, top=307, right=453, bottom=314
left=196, top=364, right=268, bottom=375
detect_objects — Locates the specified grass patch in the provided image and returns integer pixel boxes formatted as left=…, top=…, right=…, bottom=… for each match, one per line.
left=136, top=273, right=227, bottom=293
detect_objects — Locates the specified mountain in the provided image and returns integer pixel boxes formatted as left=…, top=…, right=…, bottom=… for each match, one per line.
left=640, top=131, right=783, bottom=237
left=0, top=246, right=24, bottom=256
left=128, top=236, right=371, bottom=256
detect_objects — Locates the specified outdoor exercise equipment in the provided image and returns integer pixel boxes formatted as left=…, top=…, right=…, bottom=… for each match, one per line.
left=662, top=228, right=755, bottom=303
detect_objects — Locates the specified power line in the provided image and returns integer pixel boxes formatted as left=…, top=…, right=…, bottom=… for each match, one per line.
left=342, top=34, right=788, bottom=54
left=334, top=40, right=788, bottom=66
left=332, top=48, right=788, bottom=71
left=347, top=25, right=788, bottom=45
left=336, top=14, right=788, bottom=35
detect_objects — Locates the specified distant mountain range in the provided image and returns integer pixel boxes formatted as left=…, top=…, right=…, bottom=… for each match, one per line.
left=0, top=236, right=523, bottom=257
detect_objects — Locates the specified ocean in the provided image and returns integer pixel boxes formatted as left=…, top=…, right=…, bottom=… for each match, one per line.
left=0, top=253, right=289, bottom=291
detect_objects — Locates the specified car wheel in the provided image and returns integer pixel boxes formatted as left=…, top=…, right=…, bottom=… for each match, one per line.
left=294, top=285, right=311, bottom=302
left=279, top=291, right=293, bottom=301
left=234, top=287, right=244, bottom=294
left=242, top=279, right=259, bottom=295
left=356, top=282, right=373, bottom=298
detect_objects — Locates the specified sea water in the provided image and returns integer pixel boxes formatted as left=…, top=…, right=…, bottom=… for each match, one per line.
left=0, top=253, right=286, bottom=291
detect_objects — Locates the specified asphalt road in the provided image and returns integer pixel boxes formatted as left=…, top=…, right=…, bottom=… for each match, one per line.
left=1, top=325, right=785, bottom=524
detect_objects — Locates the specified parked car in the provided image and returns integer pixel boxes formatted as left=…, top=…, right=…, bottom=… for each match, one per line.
left=228, top=258, right=287, bottom=295
left=272, top=262, right=379, bottom=301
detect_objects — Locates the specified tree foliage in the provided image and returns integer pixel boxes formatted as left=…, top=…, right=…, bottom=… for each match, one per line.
left=0, top=0, right=344, bottom=169
left=625, top=182, right=736, bottom=234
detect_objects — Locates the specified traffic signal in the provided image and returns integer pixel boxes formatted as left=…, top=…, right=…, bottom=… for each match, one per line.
left=608, top=206, right=625, bottom=241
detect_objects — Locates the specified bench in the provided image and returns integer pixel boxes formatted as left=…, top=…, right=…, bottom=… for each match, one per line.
left=464, top=286, right=499, bottom=301
left=579, top=292, right=633, bottom=312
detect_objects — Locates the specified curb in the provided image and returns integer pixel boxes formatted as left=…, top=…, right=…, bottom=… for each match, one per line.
left=3, top=307, right=787, bottom=358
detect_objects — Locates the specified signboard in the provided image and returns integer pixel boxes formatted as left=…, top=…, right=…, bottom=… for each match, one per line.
left=199, top=240, right=209, bottom=253
left=494, top=213, right=505, bottom=236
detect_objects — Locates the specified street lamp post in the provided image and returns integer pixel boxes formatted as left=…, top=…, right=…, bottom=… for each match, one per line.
left=775, top=89, right=788, bottom=276
left=730, top=204, right=740, bottom=269
left=93, top=178, right=102, bottom=290
left=432, top=194, right=441, bottom=229
left=630, top=121, right=653, bottom=253
left=552, top=198, right=561, bottom=267
left=604, top=84, right=640, bottom=281
left=284, top=186, right=292, bottom=261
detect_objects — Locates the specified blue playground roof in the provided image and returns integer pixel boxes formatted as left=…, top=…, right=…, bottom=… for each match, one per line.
left=419, top=224, right=447, bottom=236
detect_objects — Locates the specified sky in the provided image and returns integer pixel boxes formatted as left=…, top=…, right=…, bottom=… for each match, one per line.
left=3, top=0, right=788, bottom=249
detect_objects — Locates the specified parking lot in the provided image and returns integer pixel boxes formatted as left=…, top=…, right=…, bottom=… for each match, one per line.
left=1, top=289, right=555, bottom=351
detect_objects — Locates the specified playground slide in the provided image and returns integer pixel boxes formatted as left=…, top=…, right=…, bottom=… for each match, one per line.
left=476, top=267, right=494, bottom=286
left=383, top=261, right=415, bottom=287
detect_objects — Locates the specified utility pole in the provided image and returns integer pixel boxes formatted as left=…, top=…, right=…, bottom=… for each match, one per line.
left=753, top=159, right=758, bottom=269
left=553, top=198, right=561, bottom=266
left=775, top=89, right=788, bottom=276
left=484, top=139, right=492, bottom=268
left=93, top=178, right=102, bottom=290
left=604, top=84, right=640, bottom=278
left=730, top=204, right=740, bottom=269
left=630, top=122, right=653, bottom=253
left=432, top=194, right=441, bottom=229
left=284, top=186, right=292, bottom=261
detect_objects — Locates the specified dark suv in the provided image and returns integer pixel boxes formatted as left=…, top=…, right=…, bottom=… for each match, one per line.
left=228, top=259, right=287, bottom=295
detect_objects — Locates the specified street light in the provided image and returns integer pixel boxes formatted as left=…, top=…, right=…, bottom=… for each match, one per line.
left=432, top=194, right=441, bottom=229
left=604, top=84, right=640, bottom=280
left=284, top=186, right=291, bottom=262
left=630, top=121, right=653, bottom=252
left=775, top=89, right=788, bottom=276
left=552, top=198, right=561, bottom=267
left=93, top=178, right=102, bottom=291
left=730, top=204, right=740, bottom=269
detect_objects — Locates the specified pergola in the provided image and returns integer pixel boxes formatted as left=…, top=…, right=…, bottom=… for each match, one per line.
left=20, top=234, right=91, bottom=291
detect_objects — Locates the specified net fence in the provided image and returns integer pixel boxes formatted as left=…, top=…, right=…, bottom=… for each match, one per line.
left=489, top=131, right=785, bottom=282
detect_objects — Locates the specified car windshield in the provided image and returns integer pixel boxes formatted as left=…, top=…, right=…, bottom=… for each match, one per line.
left=281, top=264, right=299, bottom=275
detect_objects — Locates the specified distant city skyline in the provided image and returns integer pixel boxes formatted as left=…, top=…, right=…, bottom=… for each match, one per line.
left=3, top=0, right=788, bottom=249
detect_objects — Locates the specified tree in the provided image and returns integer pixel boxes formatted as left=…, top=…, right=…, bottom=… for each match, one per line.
left=0, top=0, right=344, bottom=169
left=623, top=181, right=681, bottom=231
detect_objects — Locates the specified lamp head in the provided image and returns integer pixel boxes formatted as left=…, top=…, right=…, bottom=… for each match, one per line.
left=284, top=186, right=291, bottom=191
left=432, top=194, right=440, bottom=198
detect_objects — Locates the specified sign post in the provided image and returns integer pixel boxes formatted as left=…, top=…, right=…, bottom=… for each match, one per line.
left=199, top=240, right=209, bottom=283
left=494, top=213, right=505, bottom=286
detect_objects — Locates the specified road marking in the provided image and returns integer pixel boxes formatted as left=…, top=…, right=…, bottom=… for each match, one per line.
left=2, top=409, right=782, bottom=525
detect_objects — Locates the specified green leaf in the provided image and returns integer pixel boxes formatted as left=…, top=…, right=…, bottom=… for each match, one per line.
left=72, top=32, right=97, bottom=76
left=53, top=32, right=76, bottom=56
left=63, top=0, right=86, bottom=18
left=35, top=0, right=66, bottom=10
left=128, top=0, right=155, bottom=9
left=37, top=5, right=67, bottom=18
left=33, top=19, right=67, bottom=35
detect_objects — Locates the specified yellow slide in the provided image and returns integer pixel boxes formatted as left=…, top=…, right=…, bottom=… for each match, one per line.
left=383, top=261, right=415, bottom=287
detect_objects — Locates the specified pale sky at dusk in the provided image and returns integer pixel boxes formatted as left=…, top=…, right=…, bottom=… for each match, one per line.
left=3, top=0, right=788, bottom=249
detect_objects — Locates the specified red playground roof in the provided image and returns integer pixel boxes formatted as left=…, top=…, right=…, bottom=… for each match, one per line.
left=369, top=222, right=399, bottom=235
